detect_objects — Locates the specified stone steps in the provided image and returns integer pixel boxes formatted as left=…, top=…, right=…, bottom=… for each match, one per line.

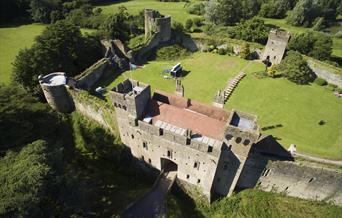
left=223, top=72, right=246, bottom=102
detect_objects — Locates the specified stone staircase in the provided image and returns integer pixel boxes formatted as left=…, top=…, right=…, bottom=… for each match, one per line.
left=223, top=72, right=246, bottom=101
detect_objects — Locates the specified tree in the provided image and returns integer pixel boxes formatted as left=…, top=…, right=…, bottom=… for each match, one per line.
left=259, top=0, right=296, bottom=19
left=240, top=43, right=250, bottom=59
left=278, top=51, right=315, bottom=84
left=0, top=85, right=70, bottom=149
left=217, top=0, right=242, bottom=25
left=288, top=31, right=333, bottom=61
left=100, top=6, right=131, bottom=40
left=0, top=140, right=51, bottom=216
left=228, top=18, right=269, bottom=44
left=287, top=0, right=318, bottom=26
left=241, top=0, right=261, bottom=19
left=185, top=19, right=193, bottom=31
left=12, top=21, right=102, bottom=97
left=204, top=0, right=221, bottom=25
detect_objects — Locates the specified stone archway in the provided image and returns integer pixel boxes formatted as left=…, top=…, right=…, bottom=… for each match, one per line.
left=160, top=158, right=178, bottom=172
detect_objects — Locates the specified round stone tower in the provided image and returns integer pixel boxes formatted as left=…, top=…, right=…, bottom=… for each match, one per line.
left=38, top=72, right=74, bottom=113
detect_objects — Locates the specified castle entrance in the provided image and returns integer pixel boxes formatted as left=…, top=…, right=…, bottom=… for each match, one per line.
left=160, top=158, right=178, bottom=172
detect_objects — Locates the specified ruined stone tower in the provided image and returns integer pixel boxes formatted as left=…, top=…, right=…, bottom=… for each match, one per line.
left=39, top=72, right=74, bottom=113
left=144, top=9, right=171, bottom=43
left=262, top=29, right=291, bottom=65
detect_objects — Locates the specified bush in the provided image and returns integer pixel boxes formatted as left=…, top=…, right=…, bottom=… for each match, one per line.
left=155, top=44, right=190, bottom=61
left=314, top=78, right=328, bottom=86
left=240, top=43, right=250, bottom=59
left=208, top=45, right=216, bottom=52
left=172, top=21, right=184, bottom=32
left=193, top=17, right=204, bottom=27
left=227, top=18, right=269, bottom=44
left=218, top=48, right=227, bottom=55
left=187, top=2, right=205, bottom=15
left=267, top=64, right=278, bottom=77
left=278, top=51, right=316, bottom=84
left=336, top=88, right=342, bottom=94
left=185, top=19, right=193, bottom=31
left=326, top=84, right=338, bottom=91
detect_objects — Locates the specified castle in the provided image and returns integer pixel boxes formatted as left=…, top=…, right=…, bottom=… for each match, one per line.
left=38, top=9, right=342, bottom=205
left=109, top=79, right=259, bottom=200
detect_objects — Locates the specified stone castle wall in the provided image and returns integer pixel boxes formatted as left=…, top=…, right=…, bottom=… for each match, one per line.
left=68, top=89, right=119, bottom=135
left=307, top=60, right=342, bottom=88
left=76, top=58, right=115, bottom=91
left=238, top=152, right=342, bottom=205
left=114, top=108, right=220, bottom=199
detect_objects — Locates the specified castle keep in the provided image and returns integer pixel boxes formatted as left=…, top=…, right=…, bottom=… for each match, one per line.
left=109, top=79, right=260, bottom=200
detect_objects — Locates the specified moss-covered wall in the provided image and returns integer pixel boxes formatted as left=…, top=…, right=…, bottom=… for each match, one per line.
left=68, top=88, right=120, bottom=139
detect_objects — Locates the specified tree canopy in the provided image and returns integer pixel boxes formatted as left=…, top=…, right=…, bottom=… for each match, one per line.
left=12, top=21, right=101, bottom=97
left=0, top=140, right=52, bottom=217
left=288, top=31, right=333, bottom=61
left=279, top=51, right=316, bottom=84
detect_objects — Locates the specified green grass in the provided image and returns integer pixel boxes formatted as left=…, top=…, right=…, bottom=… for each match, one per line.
left=332, top=38, right=342, bottom=58
left=260, top=17, right=312, bottom=34
left=167, top=189, right=342, bottom=218
left=0, top=24, right=95, bottom=85
left=96, top=0, right=200, bottom=23
left=105, top=52, right=342, bottom=160
left=0, top=23, right=46, bottom=84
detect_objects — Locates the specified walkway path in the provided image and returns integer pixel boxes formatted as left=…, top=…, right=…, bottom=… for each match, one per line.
left=123, top=170, right=177, bottom=218
left=293, top=152, right=342, bottom=167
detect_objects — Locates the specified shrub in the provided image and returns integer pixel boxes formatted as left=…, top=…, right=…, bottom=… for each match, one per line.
left=172, top=21, right=184, bottom=32
left=326, top=84, right=338, bottom=91
left=193, top=17, right=204, bottom=27
left=226, top=45, right=234, bottom=54
left=187, top=2, right=205, bottom=15
left=155, top=44, right=190, bottom=61
left=314, top=78, right=328, bottom=86
left=239, top=43, right=250, bottom=59
left=336, top=88, right=342, bottom=94
left=278, top=51, right=316, bottom=84
left=227, top=18, right=269, bottom=44
left=185, top=19, right=193, bottom=31
left=267, top=64, right=278, bottom=77
left=218, top=48, right=227, bottom=55
left=208, top=45, right=215, bottom=52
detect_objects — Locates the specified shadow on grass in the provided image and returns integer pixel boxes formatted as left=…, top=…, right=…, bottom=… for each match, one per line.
left=167, top=183, right=205, bottom=218
left=93, top=0, right=131, bottom=7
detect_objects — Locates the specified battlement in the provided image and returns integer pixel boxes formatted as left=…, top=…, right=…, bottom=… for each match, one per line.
left=109, top=79, right=151, bottom=119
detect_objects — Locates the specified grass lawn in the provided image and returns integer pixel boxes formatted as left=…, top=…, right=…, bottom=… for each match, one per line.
left=105, top=52, right=342, bottom=160
left=0, top=24, right=95, bottom=85
left=333, top=38, right=342, bottom=58
left=0, top=23, right=46, bottom=84
left=167, top=189, right=342, bottom=218
left=96, top=0, right=200, bottom=24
